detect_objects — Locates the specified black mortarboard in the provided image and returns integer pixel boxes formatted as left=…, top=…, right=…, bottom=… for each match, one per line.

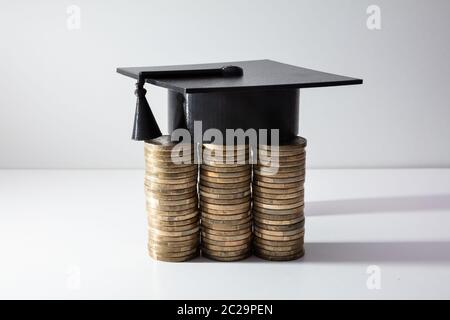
left=116, top=59, right=362, bottom=142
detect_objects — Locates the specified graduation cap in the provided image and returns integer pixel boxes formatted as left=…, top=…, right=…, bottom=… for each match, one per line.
left=116, top=59, right=362, bottom=142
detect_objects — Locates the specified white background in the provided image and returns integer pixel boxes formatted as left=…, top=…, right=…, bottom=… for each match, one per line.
left=1, top=0, right=450, bottom=300
left=1, top=0, right=449, bottom=169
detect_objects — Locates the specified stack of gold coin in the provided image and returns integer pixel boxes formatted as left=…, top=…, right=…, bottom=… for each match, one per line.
left=253, top=136, right=307, bottom=261
left=144, top=135, right=199, bottom=262
left=199, top=144, right=252, bottom=261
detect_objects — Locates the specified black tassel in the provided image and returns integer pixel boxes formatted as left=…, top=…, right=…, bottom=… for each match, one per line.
left=132, top=82, right=162, bottom=141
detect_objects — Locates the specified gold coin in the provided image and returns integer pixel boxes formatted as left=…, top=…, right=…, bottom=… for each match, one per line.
left=144, top=152, right=195, bottom=163
left=200, top=180, right=250, bottom=190
left=145, top=135, right=192, bottom=149
left=253, top=205, right=304, bottom=216
left=200, top=200, right=250, bottom=211
left=201, top=158, right=250, bottom=166
left=148, top=237, right=199, bottom=248
left=254, top=213, right=304, bottom=224
left=149, top=253, right=199, bottom=262
left=252, top=184, right=304, bottom=195
left=201, top=246, right=251, bottom=258
left=254, top=246, right=304, bottom=258
left=200, top=195, right=250, bottom=205
left=253, top=200, right=303, bottom=211
left=254, top=168, right=305, bottom=179
left=258, top=137, right=307, bottom=150
left=254, top=216, right=304, bottom=226
left=253, top=169, right=305, bottom=180
left=202, top=236, right=251, bottom=247
left=146, top=195, right=197, bottom=207
left=148, top=247, right=199, bottom=259
left=147, top=211, right=200, bottom=222
left=145, top=185, right=197, bottom=196
left=147, top=217, right=199, bottom=229
left=202, top=146, right=249, bottom=153
left=147, top=218, right=200, bottom=232
left=199, top=185, right=250, bottom=195
left=144, top=156, right=195, bottom=166
left=148, top=247, right=199, bottom=257
left=256, top=159, right=305, bottom=169
left=254, top=226, right=304, bottom=237
left=202, top=225, right=251, bottom=235
left=148, top=220, right=199, bottom=232
left=145, top=148, right=194, bottom=157
left=147, top=242, right=198, bottom=253
left=200, top=209, right=252, bottom=220
left=202, top=244, right=251, bottom=253
left=201, top=164, right=250, bottom=173
left=202, top=148, right=249, bottom=156
left=147, top=244, right=198, bottom=256
left=144, top=159, right=195, bottom=167
left=255, top=163, right=305, bottom=173
left=145, top=161, right=196, bottom=171
left=145, top=175, right=197, bottom=185
left=202, top=241, right=251, bottom=252
left=254, top=174, right=305, bottom=184
left=201, top=205, right=250, bottom=216
left=253, top=241, right=303, bottom=252
left=200, top=169, right=250, bottom=178
left=146, top=204, right=198, bottom=217
left=144, top=156, right=195, bottom=165
left=201, top=156, right=250, bottom=165
left=258, top=153, right=306, bottom=165
left=201, top=154, right=249, bottom=163
left=202, top=144, right=249, bottom=151
left=147, top=219, right=199, bottom=231
left=254, top=249, right=304, bottom=261
left=148, top=237, right=199, bottom=249
left=202, top=251, right=251, bottom=262
left=254, top=230, right=304, bottom=241
left=145, top=180, right=197, bottom=191
left=146, top=190, right=197, bottom=201
left=200, top=179, right=250, bottom=189
left=254, top=235, right=303, bottom=247
left=253, top=190, right=303, bottom=200
left=253, top=180, right=304, bottom=189
left=202, top=231, right=251, bottom=242
left=202, top=217, right=252, bottom=228
left=147, top=232, right=199, bottom=243
left=146, top=167, right=197, bottom=178
left=258, top=148, right=305, bottom=157
left=145, top=144, right=194, bottom=152
left=148, top=246, right=198, bottom=258
left=254, top=246, right=303, bottom=257
left=202, top=213, right=252, bottom=224
left=253, top=195, right=303, bottom=206
left=200, top=174, right=250, bottom=184
left=255, top=220, right=305, bottom=231
left=258, top=147, right=305, bottom=156
left=148, top=250, right=199, bottom=262
left=145, top=194, right=197, bottom=205
left=253, top=211, right=304, bottom=221
left=200, top=194, right=251, bottom=204
left=146, top=201, right=198, bottom=212
left=199, top=189, right=251, bottom=200
left=201, top=211, right=251, bottom=221
left=145, top=164, right=198, bottom=174
left=254, top=172, right=305, bottom=183
left=148, top=225, right=200, bottom=237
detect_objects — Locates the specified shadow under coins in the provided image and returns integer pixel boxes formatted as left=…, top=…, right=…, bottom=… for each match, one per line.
left=306, top=194, right=450, bottom=216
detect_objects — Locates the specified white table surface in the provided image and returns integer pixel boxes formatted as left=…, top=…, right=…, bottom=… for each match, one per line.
left=1, top=169, right=450, bottom=299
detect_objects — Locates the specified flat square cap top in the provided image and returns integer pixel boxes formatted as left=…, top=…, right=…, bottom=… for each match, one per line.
left=117, top=59, right=362, bottom=94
